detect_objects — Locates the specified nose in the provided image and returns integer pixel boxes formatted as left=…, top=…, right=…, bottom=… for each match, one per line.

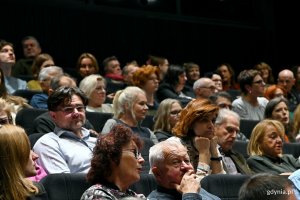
left=31, top=150, right=39, bottom=161
left=180, top=160, right=190, bottom=169
left=138, top=155, right=145, bottom=164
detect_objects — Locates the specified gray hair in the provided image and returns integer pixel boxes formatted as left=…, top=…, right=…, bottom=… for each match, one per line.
left=38, top=66, right=63, bottom=81
left=79, top=74, right=106, bottom=99
left=215, top=108, right=240, bottom=125
left=149, top=137, right=183, bottom=168
left=193, top=77, right=211, bottom=91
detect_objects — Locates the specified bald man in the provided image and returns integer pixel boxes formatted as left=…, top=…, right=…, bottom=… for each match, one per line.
left=277, top=69, right=300, bottom=112
left=193, top=77, right=217, bottom=99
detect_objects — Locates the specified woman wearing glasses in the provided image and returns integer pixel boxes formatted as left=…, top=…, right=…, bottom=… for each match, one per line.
left=81, top=124, right=145, bottom=200
left=232, top=69, right=269, bottom=121
left=153, top=98, right=182, bottom=142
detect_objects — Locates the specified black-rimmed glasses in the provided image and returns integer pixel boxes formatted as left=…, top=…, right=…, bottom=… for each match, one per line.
left=123, top=148, right=141, bottom=159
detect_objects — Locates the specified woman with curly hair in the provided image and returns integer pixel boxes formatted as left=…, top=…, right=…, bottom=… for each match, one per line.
left=81, top=124, right=145, bottom=200
left=0, top=124, right=47, bottom=200
left=172, top=98, right=224, bottom=176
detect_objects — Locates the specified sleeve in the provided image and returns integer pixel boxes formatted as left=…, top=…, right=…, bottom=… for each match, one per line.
left=232, top=99, right=248, bottom=119
left=101, top=119, right=117, bottom=135
left=33, top=136, right=71, bottom=174
left=246, top=156, right=270, bottom=173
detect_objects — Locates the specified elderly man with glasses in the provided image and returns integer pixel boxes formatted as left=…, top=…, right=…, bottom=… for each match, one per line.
left=33, top=86, right=97, bottom=174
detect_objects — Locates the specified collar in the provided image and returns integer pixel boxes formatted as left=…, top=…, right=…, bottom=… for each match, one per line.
left=54, top=126, right=90, bottom=139
left=157, top=185, right=182, bottom=199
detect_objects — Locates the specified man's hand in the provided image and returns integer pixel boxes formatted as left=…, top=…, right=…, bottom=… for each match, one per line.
left=175, top=170, right=200, bottom=194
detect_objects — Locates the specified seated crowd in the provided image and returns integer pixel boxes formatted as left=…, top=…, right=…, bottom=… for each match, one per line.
left=2, top=37, right=300, bottom=199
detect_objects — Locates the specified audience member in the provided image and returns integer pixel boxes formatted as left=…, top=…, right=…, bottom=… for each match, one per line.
left=75, top=52, right=99, bottom=85
left=146, top=55, right=169, bottom=81
left=32, top=76, right=95, bottom=134
left=81, top=124, right=145, bottom=199
left=0, top=39, right=27, bottom=94
left=0, top=68, right=31, bottom=123
left=292, top=104, right=300, bottom=142
left=205, top=71, right=223, bottom=92
left=264, top=84, right=287, bottom=100
left=12, top=36, right=42, bottom=78
left=27, top=53, right=55, bottom=91
left=156, top=65, right=194, bottom=107
left=183, top=62, right=200, bottom=95
left=102, top=55, right=126, bottom=96
left=253, top=61, right=275, bottom=87
left=288, top=169, right=300, bottom=199
left=209, top=91, right=233, bottom=110
left=232, top=69, right=269, bottom=120
left=153, top=98, right=182, bottom=142
left=33, top=86, right=97, bottom=174
left=132, top=65, right=160, bottom=115
left=291, top=65, right=300, bottom=94
left=148, top=138, right=220, bottom=200
left=264, top=97, right=293, bottom=142
left=215, top=109, right=252, bottom=174
left=0, top=124, right=48, bottom=200
left=101, top=86, right=158, bottom=144
left=247, top=119, right=300, bottom=174
left=122, top=60, right=139, bottom=86
left=0, top=98, right=13, bottom=125
left=172, top=98, right=224, bottom=175
left=30, top=66, right=64, bottom=109
left=277, top=69, right=300, bottom=112
left=79, top=74, right=113, bottom=113
left=193, top=77, right=216, bottom=99
left=239, top=173, right=296, bottom=200
left=216, top=63, right=239, bottom=91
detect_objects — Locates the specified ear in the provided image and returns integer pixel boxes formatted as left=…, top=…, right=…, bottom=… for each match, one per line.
left=152, top=167, right=162, bottom=180
left=245, top=84, right=252, bottom=93
left=49, top=111, right=56, bottom=121
left=48, top=89, right=54, bottom=96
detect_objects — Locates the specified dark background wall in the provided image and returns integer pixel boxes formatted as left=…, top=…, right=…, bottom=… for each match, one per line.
left=1, top=0, right=298, bottom=78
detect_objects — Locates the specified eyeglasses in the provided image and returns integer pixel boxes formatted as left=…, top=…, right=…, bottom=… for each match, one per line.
left=123, top=148, right=141, bottom=159
left=59, top=105, right=85, bottom=114
left=0, top=117, right=12, bottom=125
left=252, top=80, right=264, bottom=85
left=170, top=110, right=182, bottom=116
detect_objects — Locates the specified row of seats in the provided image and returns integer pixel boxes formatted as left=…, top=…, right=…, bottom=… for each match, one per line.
left=40, top=173, right=249, bottom=200
left=15, top=108, right=155, bottom=135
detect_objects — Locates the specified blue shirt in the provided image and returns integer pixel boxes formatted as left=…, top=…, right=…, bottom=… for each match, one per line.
left=33, top=126, right=96, bottom=174
left=4, top=76, right=27, bottom=94
left=289, top=169, right=300, bottom=199
left=30, top=93, right=48, bottom=109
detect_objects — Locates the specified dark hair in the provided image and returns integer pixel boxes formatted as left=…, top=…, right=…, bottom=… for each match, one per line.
left=264, top=97, right=288, bottom=119
left=0, top=68, right=8, bottom=98
left=102, top=56, right=118, bottom=68
left=0, top=39, right=14, bottom=50
left=86, top=124, right=143, bottom=184
left=209, top=91, right=232, bottom=104
left=164, top=65, right=185, bottom=86
left=238, top=173, right=294, bottom=200
left=238, top=69, right=261, bottom=95
left=47, top=86, right=88, bottom=111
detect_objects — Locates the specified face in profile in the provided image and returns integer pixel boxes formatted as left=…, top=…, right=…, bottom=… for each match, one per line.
left=24, top=150, right=38, bottom=177
left=132, top=93, right=148, bottom=122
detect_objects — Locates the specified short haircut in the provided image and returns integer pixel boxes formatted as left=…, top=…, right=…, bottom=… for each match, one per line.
left=209, top=91, right=233, bottom=104
left=79, top=74, right=106, bottom=99
left=215, top=108, right=240, bottom=125
left=239, top=173, right=294, bottom=200
left=38, top=66, right=63, bottom=81
left=47, top=86, right=88, bottom=111
left=238, top=69, right=261, bottom=95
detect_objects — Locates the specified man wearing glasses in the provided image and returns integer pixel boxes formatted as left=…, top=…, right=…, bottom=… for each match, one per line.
left=33, top=86, right=97, bottom=174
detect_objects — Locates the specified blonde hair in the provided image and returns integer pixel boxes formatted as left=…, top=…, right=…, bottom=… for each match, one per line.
left=247, top=119, right=285, bottom=156
left=112, top=86, right=145, bottom=121
left=79, top=74, right=106, bottom=99
left=0, top=125, right=38, bottom=200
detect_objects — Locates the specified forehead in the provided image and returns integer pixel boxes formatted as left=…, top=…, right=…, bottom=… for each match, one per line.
left=1, top=45, right=13, bottom=51
left=222, top=116, right=239, bottom=126
left=164, top=145, right=188, bottom=159
left=216, top=96, right=231, bottom=104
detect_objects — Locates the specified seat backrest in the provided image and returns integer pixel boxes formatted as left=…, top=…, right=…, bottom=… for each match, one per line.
left=283, top=143, right=300, bottom=158
left=13, top=89, right=43, bottom=102
left=232, top=141, right=249, bottom=159
left=40, top=173, right=91, bottom=200
left=130, top=173, right=157, bottom=197
left=85, top=112, right=113, bottom=133
left=239, top=119, right=259, bottom=139
left=41, top=173, right=157, bottom=200
left=141, top=115, right=155, bottom=131
left=29, top=132, right=46, bottom=148
left=140, top=138, right=155, bottom=174
left=201, top=174, right=250, bottom=200
left=15, top=108, right=48, bottom=135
